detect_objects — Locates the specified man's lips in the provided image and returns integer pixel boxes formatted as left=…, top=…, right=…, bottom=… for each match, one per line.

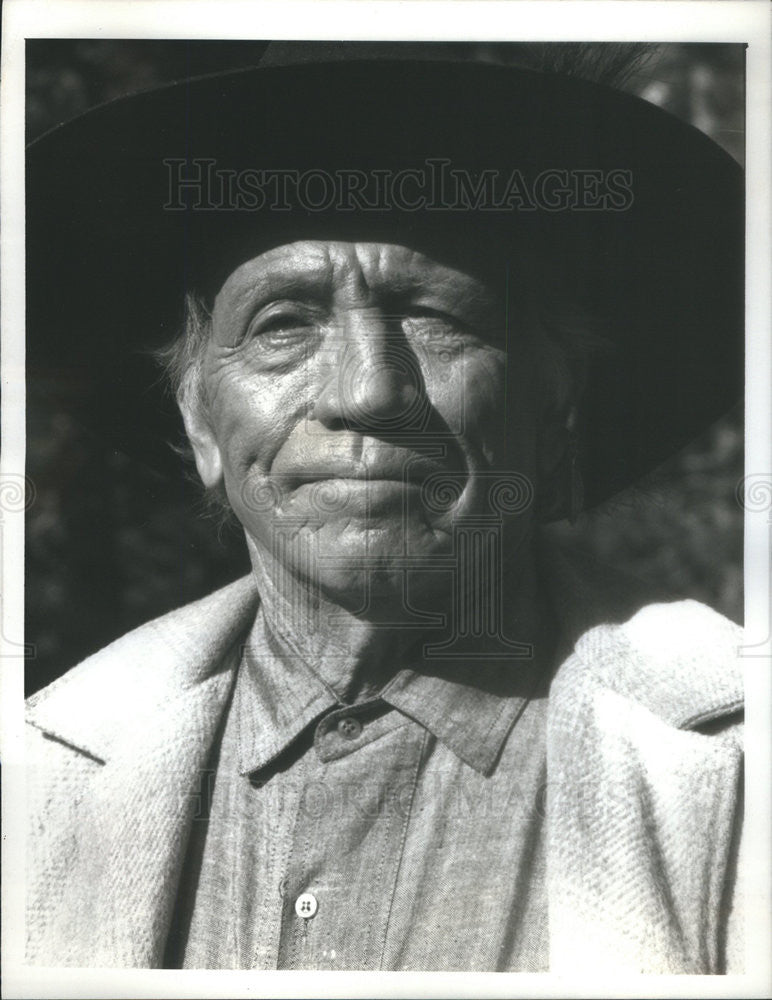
left=269, top=433, right=467, bottom=494
left=281, top=454, right=450, bottom=488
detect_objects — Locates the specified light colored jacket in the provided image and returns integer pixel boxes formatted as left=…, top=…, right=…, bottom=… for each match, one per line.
left=26, top=567, right=744, bottom=973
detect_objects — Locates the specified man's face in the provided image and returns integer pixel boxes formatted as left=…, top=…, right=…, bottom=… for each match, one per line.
left=185, top=241, right=547, bottom=609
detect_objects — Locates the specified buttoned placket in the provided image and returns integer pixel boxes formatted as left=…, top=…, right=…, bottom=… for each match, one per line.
left=260, top=701, right=428, bottom=970
left=173, top=604, right=550, bottom=971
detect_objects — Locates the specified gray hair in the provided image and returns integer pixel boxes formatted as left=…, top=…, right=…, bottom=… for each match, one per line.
left=154, top=293, right=233, bottom=523
left=156, top=291, right=213, bottom=428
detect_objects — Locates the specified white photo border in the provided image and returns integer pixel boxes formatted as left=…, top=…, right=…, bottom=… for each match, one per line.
left=2, top=2, right=770, bottom=998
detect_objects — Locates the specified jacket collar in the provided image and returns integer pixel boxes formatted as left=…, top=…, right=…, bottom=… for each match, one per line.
left=540, top=537, right=743, bottom=729
left=25, top=576, right=260, bottom=763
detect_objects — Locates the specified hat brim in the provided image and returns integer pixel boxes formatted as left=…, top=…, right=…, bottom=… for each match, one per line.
left=26, top=58, right=743, bottom=507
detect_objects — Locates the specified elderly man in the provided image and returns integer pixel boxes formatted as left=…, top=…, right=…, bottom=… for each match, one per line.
left=25, top=43, right=744, bottom=973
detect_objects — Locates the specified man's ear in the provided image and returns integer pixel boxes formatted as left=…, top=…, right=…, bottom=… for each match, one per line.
left=178, top=395, right=223, bottom=489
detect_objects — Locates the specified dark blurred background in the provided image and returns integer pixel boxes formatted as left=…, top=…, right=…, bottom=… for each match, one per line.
left=25, top=41, right=744, bottom=695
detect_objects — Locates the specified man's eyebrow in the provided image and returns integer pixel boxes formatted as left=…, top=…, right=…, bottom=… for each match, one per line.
left=389, top=274, right=500, bottom=315
left=231, top=258, right=334, bottom=310
left=225, top=254, right=499, bottom=318
left=363, top=264, right=494, bottom=305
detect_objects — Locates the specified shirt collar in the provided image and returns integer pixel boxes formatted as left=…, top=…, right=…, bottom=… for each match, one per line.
left=235, top=610, right=338, bottom=775
left=380, top=653, right=546, bottom=775
left=235, top=604, right=548, bottom=778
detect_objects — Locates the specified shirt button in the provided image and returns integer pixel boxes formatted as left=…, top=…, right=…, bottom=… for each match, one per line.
left=337, top=716, right=362, bottom=741
left=295, top=892, right=318, bottom=919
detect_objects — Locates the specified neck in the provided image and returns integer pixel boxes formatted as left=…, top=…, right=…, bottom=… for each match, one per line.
left=245, top=528, right=545, bottom=704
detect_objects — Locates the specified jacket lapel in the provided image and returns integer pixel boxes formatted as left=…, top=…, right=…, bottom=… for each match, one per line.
left=26, top=576, right=259, bottom=967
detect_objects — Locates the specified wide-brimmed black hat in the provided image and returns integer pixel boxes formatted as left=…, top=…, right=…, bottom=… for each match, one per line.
left=26, top=42, right=743, bottom=508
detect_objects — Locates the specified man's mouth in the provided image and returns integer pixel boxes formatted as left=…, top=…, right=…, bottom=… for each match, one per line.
left=292, top=456, right=445, bottom=487
left=273, top=436, right=465, bottom=492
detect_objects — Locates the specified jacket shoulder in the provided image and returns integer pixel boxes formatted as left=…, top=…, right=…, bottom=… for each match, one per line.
left=546, top=597, right=745, bottom=974
left=563, top=598, right=743, bottom=731
left=28, top=575, right=256, bottom=704
left=25, top=575, right=258, bottom=761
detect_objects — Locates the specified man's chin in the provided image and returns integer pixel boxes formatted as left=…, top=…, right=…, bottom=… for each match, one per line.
left=297, top=561, right=450, bottom=621
left=314, top=517, right=451, bottom=563
left=258, top=516, right=449, bottom=599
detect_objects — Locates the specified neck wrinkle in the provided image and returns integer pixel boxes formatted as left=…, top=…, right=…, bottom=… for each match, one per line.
left=246, top=535, right=423, bottom=704
left=245, top=528, right=545, bottom=705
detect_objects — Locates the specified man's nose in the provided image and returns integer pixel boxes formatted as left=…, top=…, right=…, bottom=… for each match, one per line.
left=312, top=309, right=427, bottom=432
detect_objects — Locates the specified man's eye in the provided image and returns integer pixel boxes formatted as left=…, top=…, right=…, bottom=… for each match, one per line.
left=401, top=307, right=465, bottom=341
left=244, top=306, right=318, bottom=342
left=404, top=305, right=506, bottom=351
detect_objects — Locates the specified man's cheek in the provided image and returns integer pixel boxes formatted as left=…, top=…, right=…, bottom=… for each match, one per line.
left=435, top=361, right=506, bottom=447
left=210, top=385, right=272, bottom=466
left=226, top=469, right=285, bottom=548
left=426, top=363, right=470, bottom=437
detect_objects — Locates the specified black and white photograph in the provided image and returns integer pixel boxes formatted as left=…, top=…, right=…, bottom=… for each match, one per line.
left=2, top=1, right=770, bottom=996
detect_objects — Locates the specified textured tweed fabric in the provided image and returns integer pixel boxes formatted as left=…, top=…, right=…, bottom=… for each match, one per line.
left=25, top=554, right=744, bottom=972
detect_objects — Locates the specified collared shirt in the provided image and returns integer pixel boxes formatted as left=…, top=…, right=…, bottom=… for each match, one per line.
left=165, top=603, right=552, bottom=971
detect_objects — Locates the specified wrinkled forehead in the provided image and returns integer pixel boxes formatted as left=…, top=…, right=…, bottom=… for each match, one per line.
left=212, top=240, right=503, bottom=320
